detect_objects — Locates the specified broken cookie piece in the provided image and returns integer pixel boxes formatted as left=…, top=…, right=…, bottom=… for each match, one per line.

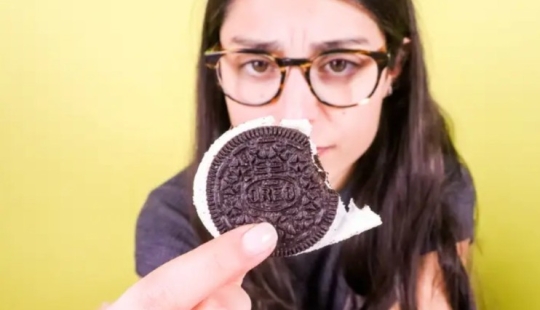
left=193, top=116, right=382, bottom=257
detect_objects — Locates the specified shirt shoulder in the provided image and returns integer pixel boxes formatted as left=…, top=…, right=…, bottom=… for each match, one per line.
left=135, top=167, right=200, bottom=277
left=422, top=158, right=477, bottom=253
left=444, top=159, right=477, bottom=241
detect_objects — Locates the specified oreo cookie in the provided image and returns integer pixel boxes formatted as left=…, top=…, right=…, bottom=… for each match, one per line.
left=193, top=117, right=382, bottom=257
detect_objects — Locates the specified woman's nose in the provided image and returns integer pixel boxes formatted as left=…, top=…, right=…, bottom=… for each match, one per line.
left=275, top=67, right=320, bottom=121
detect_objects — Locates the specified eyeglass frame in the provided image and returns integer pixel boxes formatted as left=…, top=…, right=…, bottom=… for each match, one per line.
left=204, top=46, right=392, bottom=108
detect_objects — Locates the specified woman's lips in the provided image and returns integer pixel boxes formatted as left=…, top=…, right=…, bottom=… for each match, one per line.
left=316, top=146, right=334, bottom=156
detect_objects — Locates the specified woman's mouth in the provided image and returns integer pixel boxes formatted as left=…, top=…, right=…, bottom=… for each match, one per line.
left=316, top=146, right=334, bottom=156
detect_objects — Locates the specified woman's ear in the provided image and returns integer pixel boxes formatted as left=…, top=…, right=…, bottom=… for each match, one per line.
left=388, top=37, right=411, bottom=81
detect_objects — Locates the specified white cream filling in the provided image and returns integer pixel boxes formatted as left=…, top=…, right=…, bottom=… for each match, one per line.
left=192, top=116, right=382, bottom=255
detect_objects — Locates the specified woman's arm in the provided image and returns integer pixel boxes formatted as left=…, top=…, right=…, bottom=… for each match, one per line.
left=390, top=240, right=471, bottom=310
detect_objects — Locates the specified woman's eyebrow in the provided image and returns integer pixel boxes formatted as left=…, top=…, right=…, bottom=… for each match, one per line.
left=311, top=37, right=371, bottom=51
left=226, top=36, right=371, bottom=54
left=229, top=36, right=281, bottom=51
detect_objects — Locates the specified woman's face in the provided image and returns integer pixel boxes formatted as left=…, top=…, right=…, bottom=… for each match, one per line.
left=219, top=0, right=394, bottom=189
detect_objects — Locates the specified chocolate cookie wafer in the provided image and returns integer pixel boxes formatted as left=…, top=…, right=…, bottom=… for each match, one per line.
left=193, top=117, right=382, bottom=257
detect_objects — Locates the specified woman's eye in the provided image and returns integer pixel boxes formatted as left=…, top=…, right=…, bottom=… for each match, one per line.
left=328, top=59, right=349, bottom=72
left=248, top=60, right=270, bottom=73
left=326, top=59, right=358, bottom=73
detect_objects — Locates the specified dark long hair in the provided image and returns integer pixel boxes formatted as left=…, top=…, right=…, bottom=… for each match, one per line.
left=188, top=0, right=476, bottom=309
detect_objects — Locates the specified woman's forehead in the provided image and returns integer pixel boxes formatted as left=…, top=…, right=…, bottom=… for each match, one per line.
left=220, top=0, right=385, bottom=54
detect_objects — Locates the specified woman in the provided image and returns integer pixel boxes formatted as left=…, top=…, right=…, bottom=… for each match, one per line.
left=111, top=0, right=477, bottom=309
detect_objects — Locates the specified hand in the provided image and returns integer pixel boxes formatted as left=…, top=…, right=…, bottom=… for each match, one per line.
left=106, top=223, right=278, bottom=310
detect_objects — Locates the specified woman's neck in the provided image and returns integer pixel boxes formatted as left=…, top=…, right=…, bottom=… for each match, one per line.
left=328, top=165, right=354, bottom=192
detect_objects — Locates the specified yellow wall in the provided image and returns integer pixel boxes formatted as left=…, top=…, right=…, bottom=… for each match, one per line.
left=1, top=1, right=538, bottom=309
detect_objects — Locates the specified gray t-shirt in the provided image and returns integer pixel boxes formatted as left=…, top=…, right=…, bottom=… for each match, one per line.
left=135, top=164, right=475, bottom=309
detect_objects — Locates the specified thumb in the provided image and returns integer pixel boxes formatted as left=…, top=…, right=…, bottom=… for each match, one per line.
left=110, top=223, right=277, bottom=310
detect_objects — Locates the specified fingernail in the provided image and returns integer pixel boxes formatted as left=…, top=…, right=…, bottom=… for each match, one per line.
left=242, top=223, right=277, bottom=255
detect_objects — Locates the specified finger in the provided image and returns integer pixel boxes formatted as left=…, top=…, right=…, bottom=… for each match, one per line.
left=231, top=274, right=246, bottom=286
left=110, top=222, right=277, bottom=310
left=98, top=303, right=111, bottom=310
left=194, top=284, right=251, bottom=310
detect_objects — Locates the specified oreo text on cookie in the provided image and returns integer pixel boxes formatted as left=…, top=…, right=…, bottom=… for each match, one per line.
left=206, top=126, right=339, bottom=257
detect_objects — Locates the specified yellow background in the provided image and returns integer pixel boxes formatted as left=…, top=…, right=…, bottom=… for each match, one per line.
left=1, top=0, right=538, bottom=309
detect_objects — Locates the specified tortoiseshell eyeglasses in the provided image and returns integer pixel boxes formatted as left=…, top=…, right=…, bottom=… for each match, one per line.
left=204, top=47, right=391, bottom=108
